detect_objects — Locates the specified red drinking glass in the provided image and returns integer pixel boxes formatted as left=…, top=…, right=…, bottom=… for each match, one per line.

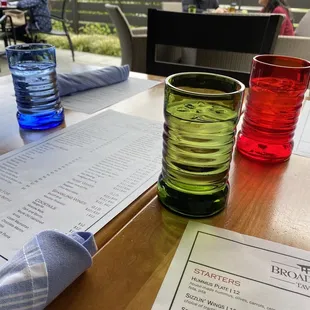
left=237, top=55, right=310, bottom=163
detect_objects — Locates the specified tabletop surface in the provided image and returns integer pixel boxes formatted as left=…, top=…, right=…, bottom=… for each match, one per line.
left=41, top=80, right=310, bottom=309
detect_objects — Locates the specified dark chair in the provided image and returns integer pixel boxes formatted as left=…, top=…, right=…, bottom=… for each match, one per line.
left=146, top=9, right=283, bottom=86
left=105, top=4, right=147, bottom=73
left=0, top=15, right=16, bottom=48
left=30, top=0, right=74, bottom=61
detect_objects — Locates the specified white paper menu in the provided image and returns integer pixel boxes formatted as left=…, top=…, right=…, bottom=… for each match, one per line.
left=153, top=222, right=310, bottom=310
left=0, top=110, right=162, bottom=265
left=293, top=100, right=310, bottom=158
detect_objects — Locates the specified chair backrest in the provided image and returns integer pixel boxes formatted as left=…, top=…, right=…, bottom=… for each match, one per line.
left=146, top=9, right=283, bottom=86
left=295, top=10, right=310, bottom=37
left=275, top=36, right=310, bottom=61
left=61, top=0, right=69, bottom=19
left=50, top=0, right=68, bottom=19
left=161, top=2, right=182, bottom=12
left=105, top=4, right=133, bottom=66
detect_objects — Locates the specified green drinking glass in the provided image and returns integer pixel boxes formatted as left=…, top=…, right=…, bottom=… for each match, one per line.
left=158, top=72, right=245, bottom=217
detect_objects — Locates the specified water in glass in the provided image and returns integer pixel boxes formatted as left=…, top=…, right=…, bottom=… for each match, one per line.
left=7, top=44, right=64, bottom=130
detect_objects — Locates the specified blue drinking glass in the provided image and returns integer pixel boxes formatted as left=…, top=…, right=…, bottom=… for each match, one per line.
left=6, top=44, right=64, bottom=130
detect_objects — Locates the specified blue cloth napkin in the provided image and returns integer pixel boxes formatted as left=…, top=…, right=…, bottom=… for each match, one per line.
left=58, top=65, right=130, bottom=97
left=0, top=230, right=97, bottom=309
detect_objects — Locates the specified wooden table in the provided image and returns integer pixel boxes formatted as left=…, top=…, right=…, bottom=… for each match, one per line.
left=0, top=72, right=164, bottom=250
left=46, top=81, right=310, bottom=309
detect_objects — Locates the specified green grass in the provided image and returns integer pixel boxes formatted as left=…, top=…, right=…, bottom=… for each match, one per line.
left=41, top=34, right=121, bottom=57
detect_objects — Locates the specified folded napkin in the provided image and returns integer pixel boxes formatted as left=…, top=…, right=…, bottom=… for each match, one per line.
left=0, top=230, right=97, bottom=310
left=58, top=65, right=130, bottom=97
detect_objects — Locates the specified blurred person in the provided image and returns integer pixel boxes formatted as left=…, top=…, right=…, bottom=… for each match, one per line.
left=259, top=0, right=294, bottom=36
left=14, top=0, right=52, bottom=42
left=182, top=0, right=227, bottom=13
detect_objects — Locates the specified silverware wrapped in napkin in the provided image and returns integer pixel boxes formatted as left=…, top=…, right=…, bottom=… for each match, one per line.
left=0, top=230, right=97, bottom=309
left=58, top=65, right=130, bottom=97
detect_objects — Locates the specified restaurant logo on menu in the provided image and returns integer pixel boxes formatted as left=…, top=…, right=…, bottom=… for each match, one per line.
left=297, top=264, right=310, bottom=274
left=271, top=262, right=310, bottom=291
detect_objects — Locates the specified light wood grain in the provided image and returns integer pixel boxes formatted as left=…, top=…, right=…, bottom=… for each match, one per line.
left=48, top=84, right=310, bottom=309
left=0, top=72, right=163, bottom=250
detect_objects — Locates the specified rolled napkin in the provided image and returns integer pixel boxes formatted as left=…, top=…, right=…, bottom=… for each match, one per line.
left=0, top=230, right=97, bottom=309
left=58, top=65, right=130, bottom=97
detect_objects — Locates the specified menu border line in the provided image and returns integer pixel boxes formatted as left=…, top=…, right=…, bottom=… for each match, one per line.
left=270, top=276, right=295, bottom=284
left=296, top=101, right=310, bottom=151
left=168, top=230, right=310, bottom=309
left=0, top=254, right=8, bottom=261
left=168, top=231, right=200, bottom=310
left=198, top=231, right=310, bottom=263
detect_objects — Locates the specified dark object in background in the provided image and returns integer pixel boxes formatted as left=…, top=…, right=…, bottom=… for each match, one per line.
left=146, top=9, right=283, bottom=87
left=28, top=0, right=75, bottom=61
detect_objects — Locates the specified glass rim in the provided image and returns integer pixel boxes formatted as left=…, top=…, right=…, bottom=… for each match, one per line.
left=165, top=72, right=245, bottom=97
left=6, top=43, right=55, bottom=52
left=254, top=54, right=310, bottom=70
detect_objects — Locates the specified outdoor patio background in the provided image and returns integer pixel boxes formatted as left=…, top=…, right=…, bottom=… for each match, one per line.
left=50, top=0, right=310, bottom=33
left=1, top=0, right=309, bottom=72
left=0, top=41, right=120, bottom=77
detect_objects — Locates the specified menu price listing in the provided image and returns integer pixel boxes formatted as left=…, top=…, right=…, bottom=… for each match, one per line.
left=152, top=222, right=310, bottom=310
left=180, top=270, right=276, bottom=310
left=0, top=111, right=163, bottom=264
